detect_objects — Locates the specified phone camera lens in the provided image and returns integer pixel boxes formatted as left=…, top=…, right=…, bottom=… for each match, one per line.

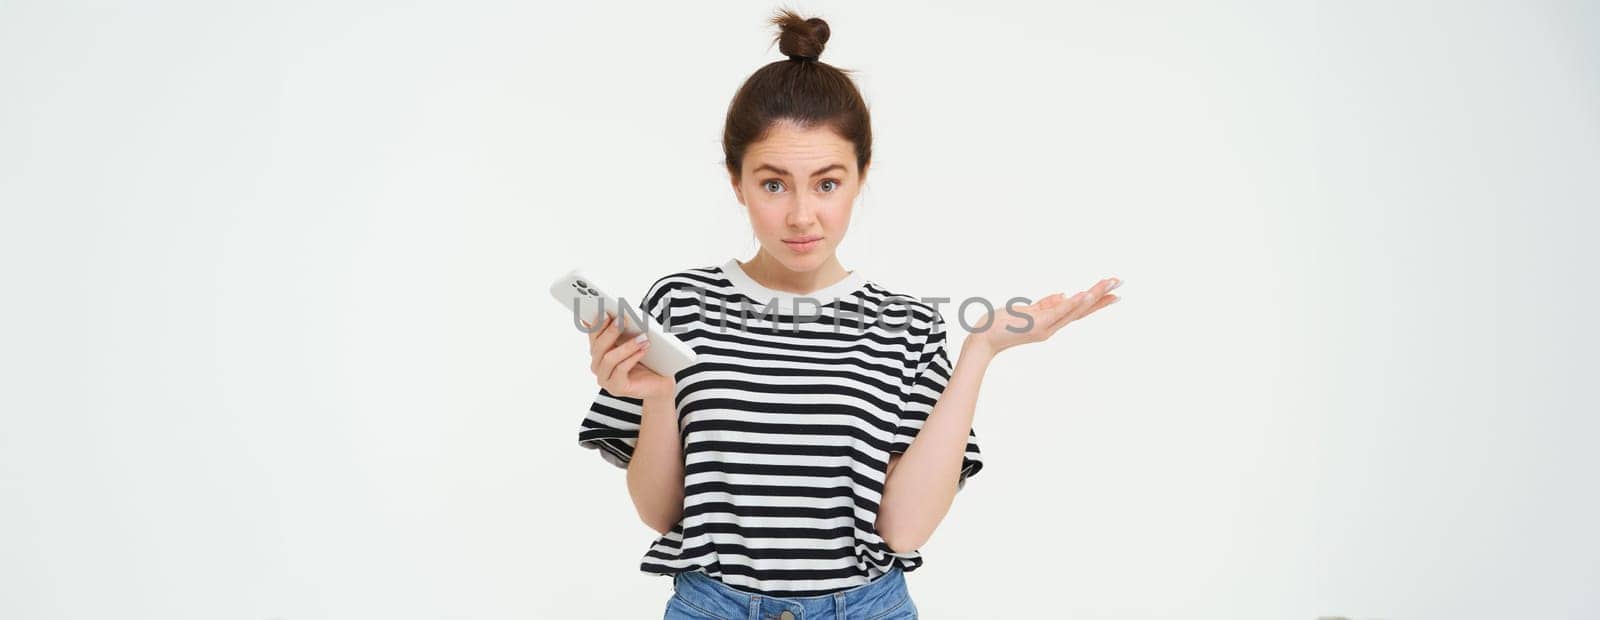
left=575, top=279, right=587, bottom=288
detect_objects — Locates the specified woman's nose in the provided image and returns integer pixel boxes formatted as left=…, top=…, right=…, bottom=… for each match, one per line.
left=786, top=196, right=819, bottom=227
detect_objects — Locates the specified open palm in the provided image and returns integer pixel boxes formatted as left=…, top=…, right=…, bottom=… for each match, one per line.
left=973, top=277, right=1121, bottom=355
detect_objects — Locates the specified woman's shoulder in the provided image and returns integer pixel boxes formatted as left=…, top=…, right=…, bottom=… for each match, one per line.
left=858, top=279, right=944, bottom=334
left=639, top=262, right=730, bottom=302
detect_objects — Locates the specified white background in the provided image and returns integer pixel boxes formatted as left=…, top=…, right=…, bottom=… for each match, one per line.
left=3, top=1, right=1597, bottom=619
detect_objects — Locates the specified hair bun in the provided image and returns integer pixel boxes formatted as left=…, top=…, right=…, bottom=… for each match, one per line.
left=771, top=9, right=829, bottom=61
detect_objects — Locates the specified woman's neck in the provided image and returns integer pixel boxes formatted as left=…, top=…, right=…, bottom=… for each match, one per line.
left=740, top=250, right=850, bottom=296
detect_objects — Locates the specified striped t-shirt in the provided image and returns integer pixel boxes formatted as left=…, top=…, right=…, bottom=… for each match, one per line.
left=576, top=257, right=983, bottom=597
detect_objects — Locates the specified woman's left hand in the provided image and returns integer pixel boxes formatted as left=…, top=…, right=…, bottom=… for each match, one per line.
left=968, top=277, right=1122, bottom=356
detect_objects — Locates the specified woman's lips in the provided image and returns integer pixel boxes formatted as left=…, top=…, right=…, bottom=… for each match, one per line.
left=783, top=236, right=822, bottom=253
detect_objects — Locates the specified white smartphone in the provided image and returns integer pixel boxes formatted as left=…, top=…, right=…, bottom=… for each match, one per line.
left=550, top=268, right=698, bottom=378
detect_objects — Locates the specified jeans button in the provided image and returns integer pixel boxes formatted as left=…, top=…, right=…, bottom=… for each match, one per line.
left=778, top=612, right=795, bottom=620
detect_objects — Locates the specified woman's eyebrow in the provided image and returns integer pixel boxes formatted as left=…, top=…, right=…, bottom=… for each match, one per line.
left=753, top=163, right=846, bottom=177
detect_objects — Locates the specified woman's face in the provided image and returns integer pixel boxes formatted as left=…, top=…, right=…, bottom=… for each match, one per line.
left=731, top=120, right=866, bottom=274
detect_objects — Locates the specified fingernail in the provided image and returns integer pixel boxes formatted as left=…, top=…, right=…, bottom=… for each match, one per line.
left=633, top=333, right=648, bottom=344
left=1106, top=278, right=1121, bottom=292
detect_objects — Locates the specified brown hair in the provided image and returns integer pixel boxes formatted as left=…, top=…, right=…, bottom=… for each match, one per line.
left=722, top=9, right=873, bottom=182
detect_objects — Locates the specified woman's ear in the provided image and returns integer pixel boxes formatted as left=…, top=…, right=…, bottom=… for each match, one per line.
left=730, top=175, right=745, bottom=206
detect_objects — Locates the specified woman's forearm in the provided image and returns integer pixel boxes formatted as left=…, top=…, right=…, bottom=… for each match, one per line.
left=627, top=394, right=686, bottom=535
left=876, top=337, right=995, bottom=552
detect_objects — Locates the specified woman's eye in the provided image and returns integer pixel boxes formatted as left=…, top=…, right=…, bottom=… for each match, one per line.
left=819, top=179, right=839, bottom=192
left=763, top=180, right=785, bottom=193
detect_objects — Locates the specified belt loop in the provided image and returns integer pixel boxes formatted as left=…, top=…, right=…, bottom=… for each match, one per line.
left=748, top=594, right=760, bottom=620
left=834, top=591, right=846, bottom=617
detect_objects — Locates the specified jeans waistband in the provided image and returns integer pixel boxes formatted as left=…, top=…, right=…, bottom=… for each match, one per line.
left=671, top=566, right=912, bottom=620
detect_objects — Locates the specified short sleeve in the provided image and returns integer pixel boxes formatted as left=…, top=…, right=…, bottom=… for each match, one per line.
left=890, top=309, right=984, bottom=491
left=575, top=275, right=678, bottom=470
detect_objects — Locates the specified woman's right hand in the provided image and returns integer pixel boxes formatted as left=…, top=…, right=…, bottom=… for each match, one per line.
left=585, top=312, right=675, bottom=401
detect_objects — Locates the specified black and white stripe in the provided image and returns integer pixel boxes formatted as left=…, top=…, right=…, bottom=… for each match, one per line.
left=577, top=258, right=982, bottom=597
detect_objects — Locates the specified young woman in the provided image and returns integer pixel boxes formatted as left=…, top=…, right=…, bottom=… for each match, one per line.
left=575, top=10, right=1120, bottom=619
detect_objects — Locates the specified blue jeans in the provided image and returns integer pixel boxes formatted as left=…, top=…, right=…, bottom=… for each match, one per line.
left=664, top=566, right=918, bottom=620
